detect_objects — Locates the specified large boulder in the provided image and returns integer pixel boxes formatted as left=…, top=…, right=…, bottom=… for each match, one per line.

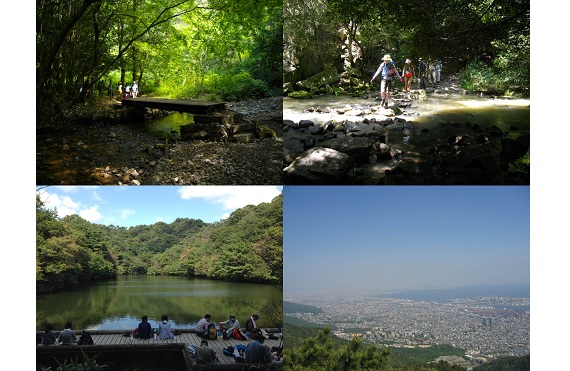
left=284, top=147, right=354, bottom=184
left=321, top=137, right=373, bottom=163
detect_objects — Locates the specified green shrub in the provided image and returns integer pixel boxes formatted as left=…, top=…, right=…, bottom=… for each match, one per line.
left=460, top=58, right=529, bottom=97
left=201, top=72, right=271, bottom=101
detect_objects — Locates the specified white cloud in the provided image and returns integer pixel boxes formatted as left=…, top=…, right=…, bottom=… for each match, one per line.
left=120, top=209, right=135, bottom=219
left=178, top=186, right=281, bottom=209
left=221, top=213, right=231, bottom=220
left=91, top=191, right=104, bottom=202
left=80, top=206, right=103, bottom=223
left=40, top=191, right=80, bottom=218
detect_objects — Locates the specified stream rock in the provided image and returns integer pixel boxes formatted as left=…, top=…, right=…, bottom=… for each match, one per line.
left=284, top=147, right=354, bottom=184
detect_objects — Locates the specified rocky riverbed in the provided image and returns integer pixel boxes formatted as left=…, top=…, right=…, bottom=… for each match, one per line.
left=36, top=96, right=283, bottom=185
left=283, top=75, right=530, bottom=185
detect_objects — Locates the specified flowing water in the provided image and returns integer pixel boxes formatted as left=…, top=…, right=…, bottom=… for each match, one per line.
left=284, top=93, right=530, bottom=184
left=284, top=93, right=530, bottom=132
left=36, top=275, right=282, bottom=331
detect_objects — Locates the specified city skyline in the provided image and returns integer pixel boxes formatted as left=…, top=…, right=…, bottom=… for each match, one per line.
left=284, top=186, right=530, bottom=296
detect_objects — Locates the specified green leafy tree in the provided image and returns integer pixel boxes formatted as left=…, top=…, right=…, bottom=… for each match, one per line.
left=287, top=327, right=393, bottom=370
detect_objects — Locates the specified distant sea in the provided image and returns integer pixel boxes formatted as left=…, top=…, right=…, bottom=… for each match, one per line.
left=373, top=283, right=530, bottom=303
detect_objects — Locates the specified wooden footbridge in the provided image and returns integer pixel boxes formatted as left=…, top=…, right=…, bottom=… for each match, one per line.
left=37, top=329, right=283, bottom=370
left=121, top=97, right=227, bottom=115
left=121, top=98, right=256, bottom=142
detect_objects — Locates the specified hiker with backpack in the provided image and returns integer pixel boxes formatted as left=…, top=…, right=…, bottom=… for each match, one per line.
left=371, top=54, right=402, bottom=109
left=418, top=58, right=428, bottom=89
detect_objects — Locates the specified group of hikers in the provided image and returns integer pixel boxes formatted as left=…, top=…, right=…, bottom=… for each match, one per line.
left=114, top=80, right=139, bottom=100
left=39, top=313, right=282, bottom=366
left=371, top=54, right=443, bottom=108
left=90, top=79, right=139, bottom=100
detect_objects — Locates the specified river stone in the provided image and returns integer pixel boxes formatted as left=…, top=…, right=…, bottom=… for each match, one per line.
left=321, top=137, right=373, bottom=164
left=298, top=120, right=314, bottom=128
left=284, top=147, right=354, bottom=184
left=283, top=119, right=298, bottom=128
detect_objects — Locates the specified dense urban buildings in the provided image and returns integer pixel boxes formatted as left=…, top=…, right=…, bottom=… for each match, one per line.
left=286, top=293, right=529, bottom=361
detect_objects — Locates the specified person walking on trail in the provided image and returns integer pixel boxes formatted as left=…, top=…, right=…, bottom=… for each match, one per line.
left=107, top=81, right=114, bottom=100
left=402, top=59, right=415, bottom=93
left=132, top=81, right=139, bottom=98
left=428, top=59, right=437, bottom=87
left=371, top=54, right=402, bottom=109
left=436, top=59, right=442, bottom=83
left=418, top=58, right=428, bottom=90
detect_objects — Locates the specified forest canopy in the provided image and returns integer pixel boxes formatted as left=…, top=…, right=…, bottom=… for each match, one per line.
left=284, top=0, right=529, bottom=96
left=36, top=191, right=283, bottom=294
left=36, top=0, right=283, bottom=120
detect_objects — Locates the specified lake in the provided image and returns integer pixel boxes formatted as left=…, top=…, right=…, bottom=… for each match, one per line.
left=36, top=275, right=282, bottom=331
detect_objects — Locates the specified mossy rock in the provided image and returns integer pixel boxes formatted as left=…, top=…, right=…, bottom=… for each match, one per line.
left=288, top=90, right=313, bottom=99
left=256, top=124, right=277, bottom=139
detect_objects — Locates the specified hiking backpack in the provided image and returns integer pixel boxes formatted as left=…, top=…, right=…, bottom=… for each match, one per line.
left=208, top=324, right=217, bottom=340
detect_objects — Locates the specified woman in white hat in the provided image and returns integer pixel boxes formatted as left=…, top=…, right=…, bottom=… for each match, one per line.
left=371, top=54, right=402, bottom=108
left=402, top=59, right=415, bottom=93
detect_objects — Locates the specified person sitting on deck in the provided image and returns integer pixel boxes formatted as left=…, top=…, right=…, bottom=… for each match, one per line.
left=245, top=314, right=260, bottom=338
left=195, top=339, right=219, bottom=364
left=41, top=323, right=56, bottom=345
left=195, top=314, right=212, bottom=338
left=220, top=314, right=245, bottom=339
left=158, top=315, right=175, bottom=340
left=245, top=329, right=271, bottom=364
left=137, top=315, right=152, bottom=340
left=57, top=322, right=77, bottom=345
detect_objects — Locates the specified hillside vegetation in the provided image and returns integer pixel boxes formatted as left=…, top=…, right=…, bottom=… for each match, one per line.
left=285, top=322, right=529, bottom=371
left=36, top=192, right=282, bottom=294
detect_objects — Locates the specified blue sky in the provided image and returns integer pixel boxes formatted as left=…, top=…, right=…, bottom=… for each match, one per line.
left=284, top=186, right=530, bottom=295
left=38, top=186, right=282, bottom=227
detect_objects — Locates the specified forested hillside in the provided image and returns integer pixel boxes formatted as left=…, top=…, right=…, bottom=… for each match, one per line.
left=36, top=193, right=282, bottom=294
left=285, top=324, right=529, bottom=371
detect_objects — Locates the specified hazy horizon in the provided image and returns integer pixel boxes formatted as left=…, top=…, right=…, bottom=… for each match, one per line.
left=284, top=186, right=529, bottom=296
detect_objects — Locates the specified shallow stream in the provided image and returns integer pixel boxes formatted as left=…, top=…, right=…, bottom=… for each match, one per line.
left=284, top=92, right=530, bottom=184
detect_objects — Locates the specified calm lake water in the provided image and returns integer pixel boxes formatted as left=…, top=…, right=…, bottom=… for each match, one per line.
left=36, top=275, right=282, bottom=331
